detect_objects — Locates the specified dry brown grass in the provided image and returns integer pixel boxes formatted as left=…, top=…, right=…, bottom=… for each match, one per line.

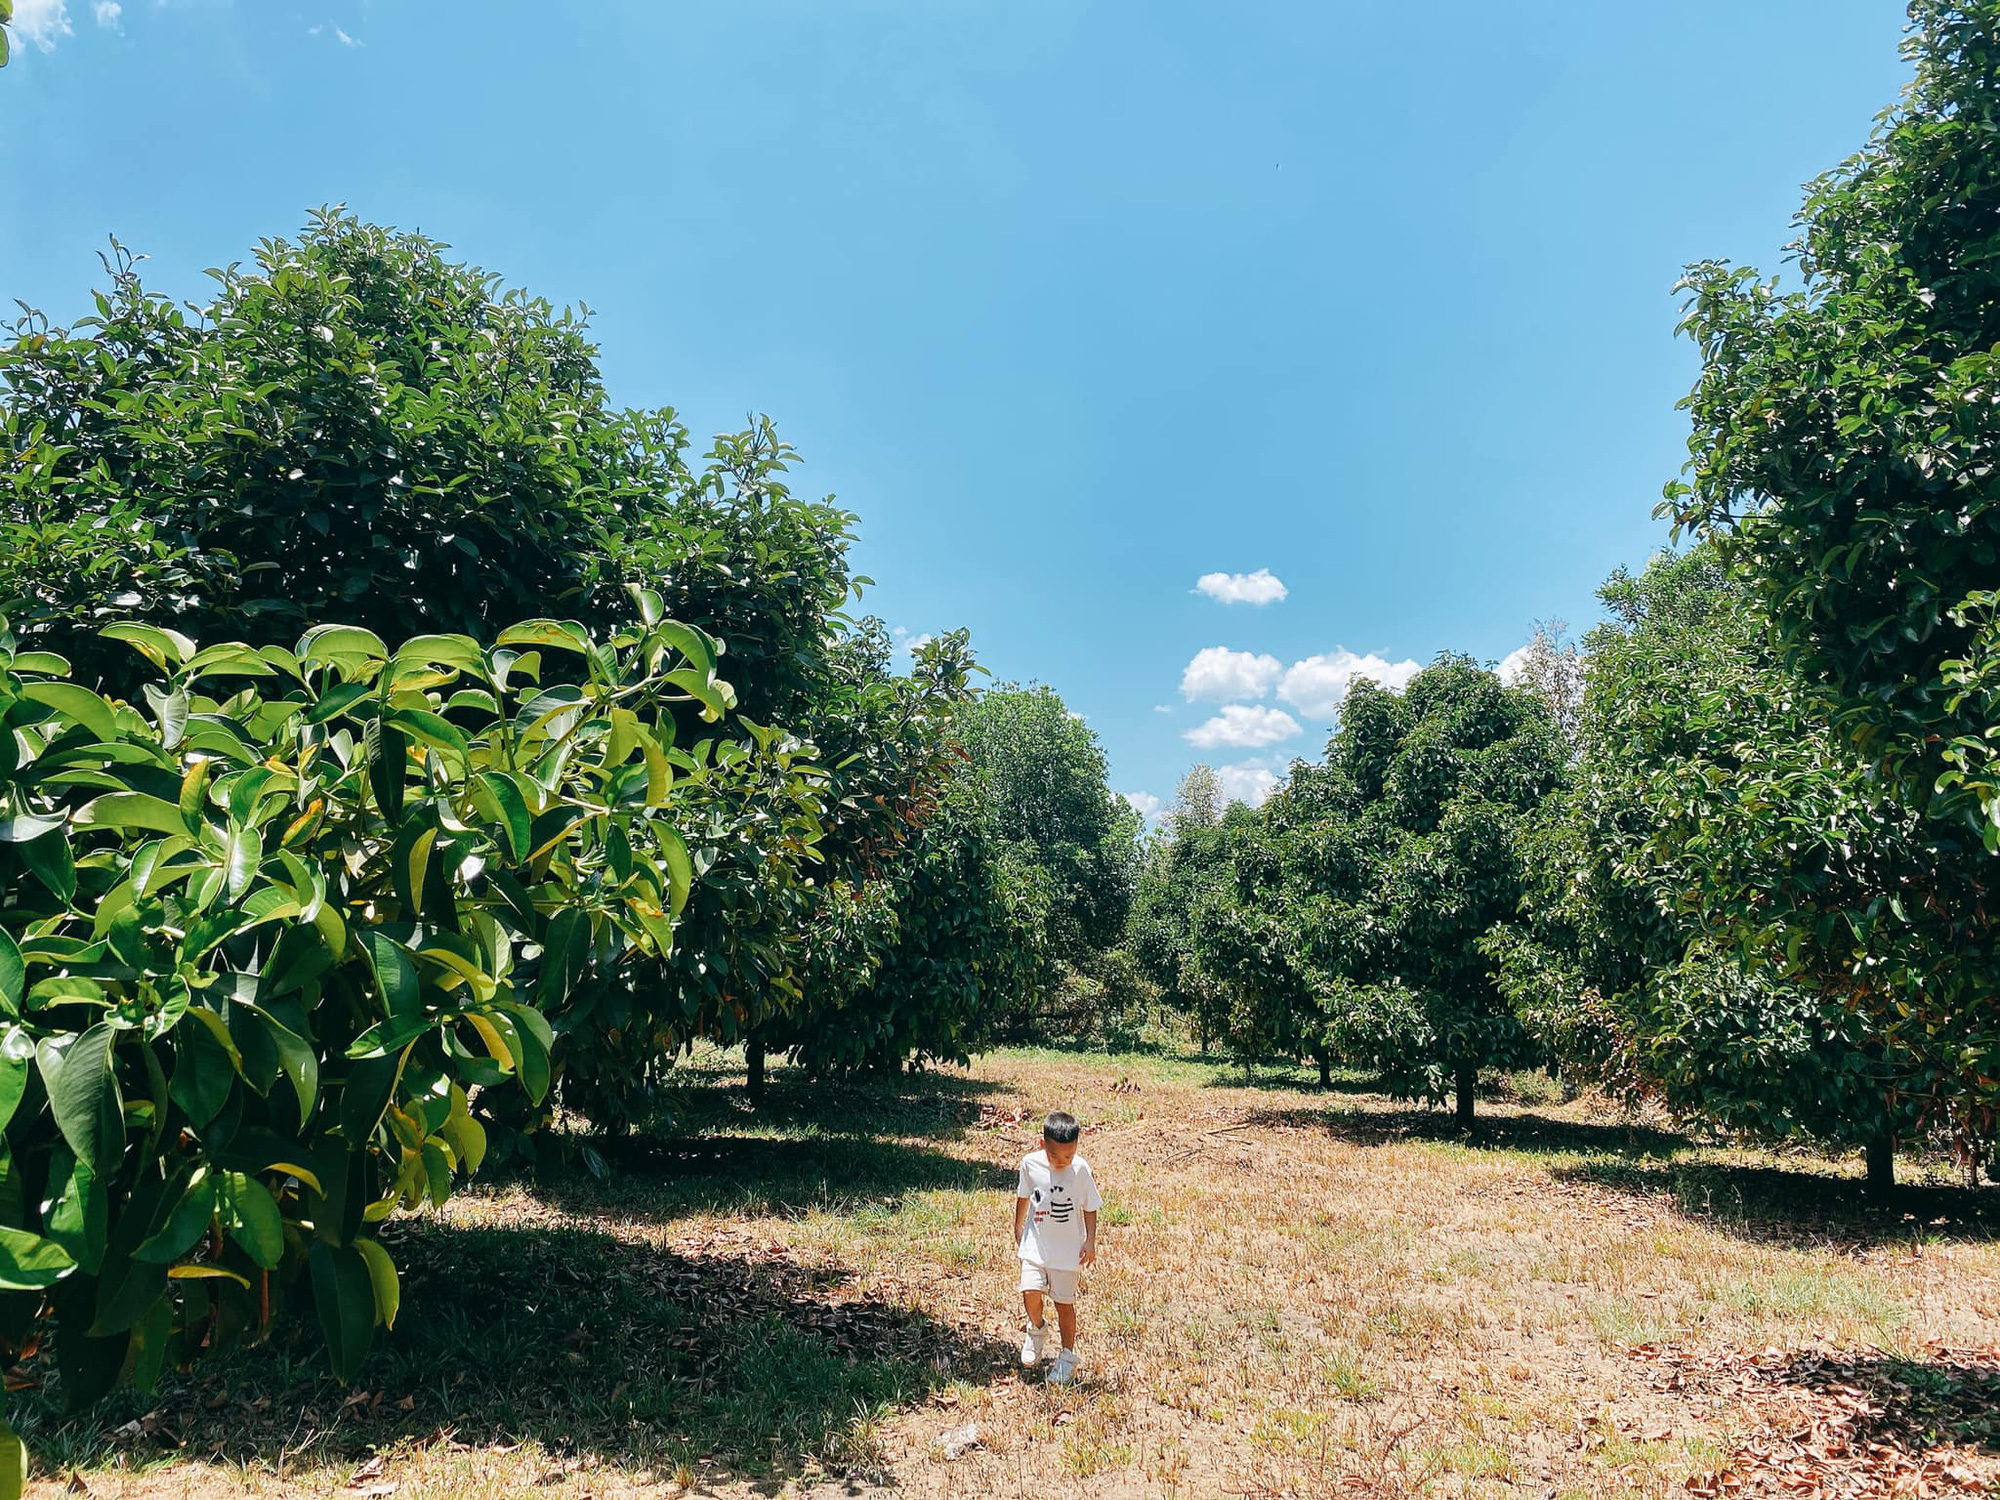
left=28, top=1047, right=2000, bottom=1499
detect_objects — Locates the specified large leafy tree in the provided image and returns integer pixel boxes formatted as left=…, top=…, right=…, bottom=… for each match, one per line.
left=954, top=684, right=1139, bottom=970
left=1660, top=2, right=2000, bottom=1147
left=1494, top=549, right=1971, bottom=1187
left=2, top=213, right=1015, bottom=1135
left=1312, top=662, right=1562, bottom=1125
left=0, top=606, right=745, bottom=1469
left=0, top=213, right=861, bottom=726
left=1663, top=1, right=2000, bottom=840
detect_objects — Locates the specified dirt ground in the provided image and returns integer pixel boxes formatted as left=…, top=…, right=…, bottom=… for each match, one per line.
left=25, top=1047, right=2000, bottom=1500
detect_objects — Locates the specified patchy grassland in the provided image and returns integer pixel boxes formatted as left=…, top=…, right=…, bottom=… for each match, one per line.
left=21, top=1047, right=2000, bottom=1499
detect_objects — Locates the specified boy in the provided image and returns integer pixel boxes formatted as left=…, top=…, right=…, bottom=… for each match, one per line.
left=1013, top=1110, right=1102, bottom=1385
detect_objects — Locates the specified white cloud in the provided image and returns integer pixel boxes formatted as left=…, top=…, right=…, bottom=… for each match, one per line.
left=335, top=26, right=359, bottom=45
left=92, top=1, right=121, bottom=30
left=12, top=0, right=74, bottom=50
left=1120, top=791, right=1163, bottom=822
left=1153, top=704, right=1173, bottom=715
left=1184, top=704, right=1301, bottom=750
left=1497, top=644, right=1533, bottom=686
left=1277, top=649, right=1422, bottom=720
left=1196, top=569, right=1288, bottom=606
left=1217, top=762, right=1280, bottom=806
left=1180, top=646, right=1282, bottom=704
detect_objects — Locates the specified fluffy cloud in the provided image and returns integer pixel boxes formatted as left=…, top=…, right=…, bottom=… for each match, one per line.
left=1497, top=643, right=1533, bottom=686
left=12, top=0, right=74, bottom=50
left=1184, top=705, right=1301, bottom=750
left=1196, top=569, right=1289, bottom=606
left=1217, top=762, right=1280, bottom=806
left=92, top=1, right=120, bottom=30
left=1278, top=649, right=1422, bottom=720
left=1180, top=646, right=1282, bottom=703
left=1120, top=790, right=1163, bottom=822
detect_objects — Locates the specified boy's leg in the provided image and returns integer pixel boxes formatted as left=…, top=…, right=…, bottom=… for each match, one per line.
left=1022, top=1288, right=1045, bottom=1328
left=1054, top=1299, right=1077, bottom=1351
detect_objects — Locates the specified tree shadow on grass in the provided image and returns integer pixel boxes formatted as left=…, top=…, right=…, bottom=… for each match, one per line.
left=23, top=1214, right=1018, bottom=1488
left=645, top=1068, right=1005, bottom=1144
left=1198, top=1065, right=1384, bottom=1096
left=1243, top=1101, right=1694, bottom=1159
left=529, top=1131, right=1018, bottom=1220
left=1555, top=1157, right=2000, bottom=1249
left=1773, top=1349, right=2000, bottom=1454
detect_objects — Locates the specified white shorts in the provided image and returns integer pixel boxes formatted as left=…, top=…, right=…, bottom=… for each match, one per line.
left=1019, top=1260, right=1081, bottom=1303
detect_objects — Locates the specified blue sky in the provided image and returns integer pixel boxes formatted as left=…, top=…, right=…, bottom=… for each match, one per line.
left=2, top=0, right=1909, bottom=816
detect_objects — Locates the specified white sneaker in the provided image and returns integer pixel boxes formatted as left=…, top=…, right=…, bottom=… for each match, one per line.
left=1048, top=1348, right=1079, bottom=1385
left=1020, top=1322, right=1049, bottom=1367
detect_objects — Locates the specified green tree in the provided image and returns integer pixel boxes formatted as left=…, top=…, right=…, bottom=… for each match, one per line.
left=1660, top=2, right=2000, bottom=1147
left=1313, top=662, right=1562, bottom=1125
left=0, top=604, right=745, bottom=1475
left=1129, top=767, right=1238, bottom=1051
left=0, top=215, right=862, bottom=726
left=1663, top=0, right=2000, bottom=840
left=1494, top=549, right=1964, bottom=1187
left=955, top=684, right=1138, bottom=972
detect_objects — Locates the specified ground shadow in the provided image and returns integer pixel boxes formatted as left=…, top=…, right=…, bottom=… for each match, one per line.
left=528, top=1130, right=1016, bottom=1220
left=1198, top=1065, right=1384, bottom=1096
left=1557, top=1157, right=2000, bottom=1249
left=22, top=1215, right=1018, bottom=1486
left=646, top=1068, right=1004, bottom=1142
left=1753, top=1349, right=2000, bottom=1454
left=1245, top=1101, right=1693, bottom=1159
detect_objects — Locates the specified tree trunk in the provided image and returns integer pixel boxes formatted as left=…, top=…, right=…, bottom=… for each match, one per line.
left=1317, top=1054, right=1332, bottom=1090
left=1454, top=1066, right=1477, bottom=1130
left=1864, top=1132, right=1895, bottom=1194
left=746, top=1035, right=766, bottom=1106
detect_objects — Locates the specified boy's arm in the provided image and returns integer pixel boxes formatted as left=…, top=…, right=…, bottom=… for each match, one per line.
left=1080, top=1208, right=1098, bottom=1265
left=1013, top=1193, right=1029, bottom=1248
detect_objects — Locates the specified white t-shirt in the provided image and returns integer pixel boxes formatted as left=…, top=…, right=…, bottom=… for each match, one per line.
left=1016, top=1149, right=1102, bottom=1271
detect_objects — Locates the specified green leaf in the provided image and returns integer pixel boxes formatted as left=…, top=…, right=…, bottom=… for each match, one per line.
left=0, top=1029, right=29, bottom=1129
left=219, top=1171, right=283, bottom=1269
left=242, top=1003, right=318, bottom=1121
left=296, top=625, right=389, bottom=667
left=0, top=1226, right=75, bottom=1290
left=385, top=707, right=469, bottom=766
left=0, top=811, right=63, bottom=844
left=100, top=622, right=196, bottom=673
left=50, top=1023, right=123, bottom=1175
left=221, top=824, right=263, bottom=901
left=168, top=1016, right=239, bottom=1129
left=18, top=826, right=76, bottom=904
left=73, top=792, right=189, bottom=836
left=44, top=1147, right=106, bottom=1275
left=659, top=827, right=693, bottom=915
left=365, top=717, right=407, bottom=820
left=0, top=1415, right=26, bottom=1500
left=355, top=1237, right=400, bottom=1329
left=495, top=620, right=593, bottom=655
left=309, top=1241, right=377, bottom=1382
left=22, top=681, right=120, bottom=742
left=0, top=930, right=20, bottom=1018
left=361, top=932, right=422, bottom=1016
left=472, top=772, right=533, bottom=861
left=134, top=1169, right=216, bottom=1263
left=183, top=642, right=279, bottom=678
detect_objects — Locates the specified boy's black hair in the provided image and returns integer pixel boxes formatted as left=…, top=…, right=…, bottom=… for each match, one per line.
left=1042, top=1111, right=1080, bottom=1144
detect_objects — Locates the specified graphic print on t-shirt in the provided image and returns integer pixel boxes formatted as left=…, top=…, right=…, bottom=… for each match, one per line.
left=1018, top=1150, right=1101, bottom=1271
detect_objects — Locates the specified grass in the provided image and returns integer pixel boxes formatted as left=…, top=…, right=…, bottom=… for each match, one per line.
left=18, top=1045, right=2000, bottom=1499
